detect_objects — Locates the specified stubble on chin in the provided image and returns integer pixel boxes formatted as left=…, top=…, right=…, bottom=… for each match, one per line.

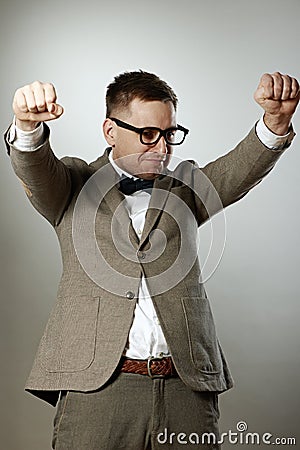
left=136, top=159, right=165, bottom=179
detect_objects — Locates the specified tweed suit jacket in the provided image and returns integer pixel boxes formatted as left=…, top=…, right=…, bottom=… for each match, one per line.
left=5, top=124, right=289, bottom=406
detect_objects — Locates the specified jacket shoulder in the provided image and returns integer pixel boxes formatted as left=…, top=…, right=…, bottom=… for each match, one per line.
left=167, top=158, right=200, bottom=187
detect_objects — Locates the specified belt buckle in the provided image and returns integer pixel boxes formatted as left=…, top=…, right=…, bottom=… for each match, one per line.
left=147, top=355, right=165, bottom=378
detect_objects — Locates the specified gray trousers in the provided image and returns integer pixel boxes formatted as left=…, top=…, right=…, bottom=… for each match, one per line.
left=52, top=372, right=221, bottom=450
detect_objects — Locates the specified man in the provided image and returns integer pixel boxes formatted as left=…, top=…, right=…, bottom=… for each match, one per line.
left=5, top=71, right=299, bottom=449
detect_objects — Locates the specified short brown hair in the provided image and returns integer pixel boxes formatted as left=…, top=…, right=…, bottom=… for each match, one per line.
left=105, top=70, right=178, bottom=117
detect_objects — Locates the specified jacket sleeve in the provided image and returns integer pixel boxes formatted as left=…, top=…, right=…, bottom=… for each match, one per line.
left=191, top=125, right=294, bottom=223
left=4, top=124, right=72, bottom=227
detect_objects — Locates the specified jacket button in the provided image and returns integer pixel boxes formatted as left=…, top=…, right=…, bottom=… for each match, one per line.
left=137, top=251, right=146, bottom=260
left=125, top=291, right=135, bottom=300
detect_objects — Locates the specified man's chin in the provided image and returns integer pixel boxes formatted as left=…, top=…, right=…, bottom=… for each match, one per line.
left=137, top=160, right=167, bottom=179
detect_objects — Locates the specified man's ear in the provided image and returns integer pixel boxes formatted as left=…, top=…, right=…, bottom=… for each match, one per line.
left=103, top=118, right=115, bottom=147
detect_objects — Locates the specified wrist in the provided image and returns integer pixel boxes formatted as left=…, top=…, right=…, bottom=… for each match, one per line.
left=16, top=118, right=40, bottom=132
left=263, top=113, right=292, bottom=136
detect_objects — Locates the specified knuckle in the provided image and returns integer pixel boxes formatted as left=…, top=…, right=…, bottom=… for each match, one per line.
left=19, top=84, right=30, bottom=92
left=14, top=88, right=23, bottom=100
left=44, top=82, right=54, bottom=89
left=261, top=73, right=272, bottom=83
left=23, top=84, right=32, bottom=94
left=275, top=76, right=283, bottom=85
left=44, top=82, right=56, bottom=101
left=44, top=82, right=56, bottom=96
left=31, top=80, right=42, bottom=87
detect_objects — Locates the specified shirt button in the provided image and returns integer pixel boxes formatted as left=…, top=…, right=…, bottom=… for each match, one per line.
left=137, top=229, right=142, bottom=235
left=125, top=291, right=135, bottom=300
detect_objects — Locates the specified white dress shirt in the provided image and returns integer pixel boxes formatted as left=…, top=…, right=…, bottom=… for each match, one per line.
left=8, top=117, right=294, bottom=359
left=108, top=152, right=170, bottom=359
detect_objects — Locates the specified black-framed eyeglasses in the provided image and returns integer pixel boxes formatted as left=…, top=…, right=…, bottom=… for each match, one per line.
left=110, top=117, right=189, bottom=146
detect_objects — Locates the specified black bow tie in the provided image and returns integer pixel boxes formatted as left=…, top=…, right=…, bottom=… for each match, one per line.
left=119, top=176, right=154, bottom=195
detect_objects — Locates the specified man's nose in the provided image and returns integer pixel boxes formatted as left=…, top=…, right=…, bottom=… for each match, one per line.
left=151, top=135, right=168, bottom=154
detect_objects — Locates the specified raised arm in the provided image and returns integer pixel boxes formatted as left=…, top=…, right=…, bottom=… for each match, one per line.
left=6, top=81, right=71, bottom=227
left=192, top=72, right=299, bottom=221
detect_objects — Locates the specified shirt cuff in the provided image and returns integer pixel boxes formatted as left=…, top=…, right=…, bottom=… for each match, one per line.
left=256, top=116, right=295, bottom=150
left=8, top=116, right=45, bottom=151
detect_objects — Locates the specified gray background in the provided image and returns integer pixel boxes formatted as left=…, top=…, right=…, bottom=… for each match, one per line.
left=1, top=0, right=299, bottom=448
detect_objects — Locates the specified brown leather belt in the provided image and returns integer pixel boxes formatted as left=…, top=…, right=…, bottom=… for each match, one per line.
left=120, top=356, right=178, bottom=378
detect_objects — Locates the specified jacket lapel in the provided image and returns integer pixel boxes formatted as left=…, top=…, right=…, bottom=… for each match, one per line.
left=91, top=149, right=140, bottom=248
left=105, top=185, right=140, bottom=248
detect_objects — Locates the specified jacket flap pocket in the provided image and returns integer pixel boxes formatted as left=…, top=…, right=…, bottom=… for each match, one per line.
left=40, top=295, right=100, bottom=373
left=181, top=296, right=222, bottom=374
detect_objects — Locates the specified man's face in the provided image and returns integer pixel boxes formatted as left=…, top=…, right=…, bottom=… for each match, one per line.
left=103, top=98, right=177, bottom=179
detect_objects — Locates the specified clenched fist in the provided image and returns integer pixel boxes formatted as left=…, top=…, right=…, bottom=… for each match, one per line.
left=13, top=81, right=64, bottom=131
left=254, top=72, right=299, bottom=135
